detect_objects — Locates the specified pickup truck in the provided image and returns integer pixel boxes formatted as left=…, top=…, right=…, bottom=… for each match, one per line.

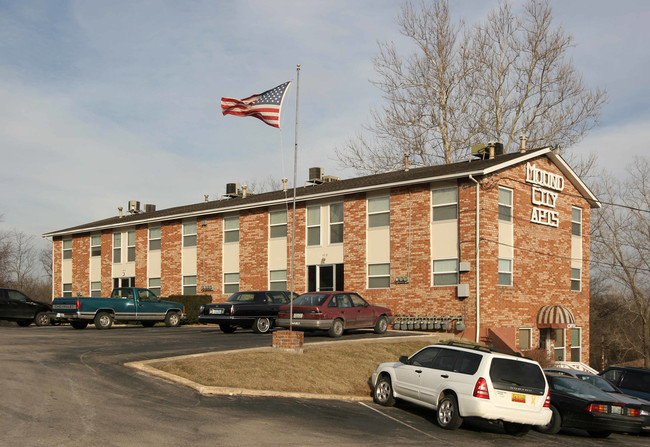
left=198, top=290, right=297, bottom=334
left=52, top=287, right=185, bottom=330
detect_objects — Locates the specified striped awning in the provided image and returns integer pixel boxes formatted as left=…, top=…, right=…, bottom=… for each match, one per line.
left=537, top=305, right=576, bottom=329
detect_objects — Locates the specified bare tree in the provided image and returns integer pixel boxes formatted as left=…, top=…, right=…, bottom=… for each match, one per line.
left=336, top=0, right=606, bottom=174
left=591, top=157, right=650, bottom=368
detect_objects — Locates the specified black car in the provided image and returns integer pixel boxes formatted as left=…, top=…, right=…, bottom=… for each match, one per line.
left=198, top=291, right=298, bottom=334
left=537, top=373, right=644, bottom=437
left=0, top=288, right=52, bottom=326
left=600, top=366, right=650, bottom=402
left=546, top=367, right=650, bottom=432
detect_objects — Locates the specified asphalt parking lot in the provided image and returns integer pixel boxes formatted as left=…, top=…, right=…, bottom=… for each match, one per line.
left=0, top=324, right=647, bottom=446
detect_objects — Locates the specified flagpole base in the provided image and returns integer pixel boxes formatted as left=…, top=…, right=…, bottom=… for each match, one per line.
left=272, top=330, right=304, bottom=354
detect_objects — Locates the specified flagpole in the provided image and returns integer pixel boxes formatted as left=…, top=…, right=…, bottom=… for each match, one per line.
left=289, top=64, right=300, bottom=331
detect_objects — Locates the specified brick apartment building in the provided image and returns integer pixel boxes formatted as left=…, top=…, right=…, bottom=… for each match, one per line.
left=44, top=146, right=599, bottom=362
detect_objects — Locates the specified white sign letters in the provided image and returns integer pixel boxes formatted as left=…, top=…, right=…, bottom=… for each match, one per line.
left=526, top=163, right=563, bottom=228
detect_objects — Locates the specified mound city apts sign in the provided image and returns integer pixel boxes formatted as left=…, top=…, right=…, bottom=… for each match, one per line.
left=526, top=162, right=564, bottom=228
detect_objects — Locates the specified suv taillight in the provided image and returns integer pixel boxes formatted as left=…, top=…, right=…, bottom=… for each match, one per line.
left=76, top=299, right=81, bottom=310
left=544, top=390, right=551, bottom=408
left=473, top=377, right=490, bottom=399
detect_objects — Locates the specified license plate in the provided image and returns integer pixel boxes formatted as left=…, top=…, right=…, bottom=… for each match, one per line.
left=294, top=313, right=303, bottom=319
left=209, top=308, right=224, bottom=315
left=512, top=393, right=526, bottom=403
left=611, top=405, right=622, bottom=414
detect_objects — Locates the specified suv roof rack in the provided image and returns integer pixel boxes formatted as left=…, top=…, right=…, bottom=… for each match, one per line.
left=437, top=340, right=523, bottom=357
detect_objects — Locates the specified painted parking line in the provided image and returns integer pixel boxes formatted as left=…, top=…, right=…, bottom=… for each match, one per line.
left=358, top=402, right=452, bottom=444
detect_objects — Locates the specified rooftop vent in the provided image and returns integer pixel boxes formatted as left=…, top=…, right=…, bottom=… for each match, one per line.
left=471, top=142, right=503, bottom=160
left=144, top=204, right=156, bottom=213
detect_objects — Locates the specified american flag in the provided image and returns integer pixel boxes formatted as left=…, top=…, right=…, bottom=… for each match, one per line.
left=221, top=81, right=291, bottom=128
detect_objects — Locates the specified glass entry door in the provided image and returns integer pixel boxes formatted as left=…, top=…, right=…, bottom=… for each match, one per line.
left=307, top=264, right=344, bottom=292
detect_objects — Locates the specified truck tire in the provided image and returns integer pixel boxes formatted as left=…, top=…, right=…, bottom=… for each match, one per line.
left=164, top=311, right=181, bottom=327
left=94, top=311, right=113, bottom=330
left=252, top=317, right=271, bottom=334
left=35, top=312, right=51, bottom=327
left=71, top=321, right=88, bottom=330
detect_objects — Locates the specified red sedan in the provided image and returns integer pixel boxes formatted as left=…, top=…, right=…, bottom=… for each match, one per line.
left=276, top=291, right=394, bottom=338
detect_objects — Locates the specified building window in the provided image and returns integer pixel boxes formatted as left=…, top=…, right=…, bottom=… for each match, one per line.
left=149, top=227, right=161, bottom=251
left=519, top=328, right=532, bottom=351
left=224, top=273, right=240, bottom=294
left=432, top=187, right=458, bottom=221
left=307, top=206, right=321, bottom=246
left=571, top=267, right=581, bottom=291
left=269, top=270, right=287, bottom=291
left=91, top=235, right=101, bottom=257
left=368, top=263, right=390, bottom=289
left=270, top=210, right=287, bottom=238
left=224, top=216, right=239, bottom=243
left=183, top=275, right=197, bottom=295
left=127, top=230, right=136, bottom=262
left=553, top=328, right=565, bottom=361
left=571, top=327, right=581, bottom=362
left=183, top=221, right=197, bottom=247
left=113, top=233, right=121, bottom=264
left=498, top=258, right=513, bottom=286
left=149, top=278, right=161, bottom=296
left=62, top=283, right=72, bottom=297
left=91, top=281, right=101, bottom=297
left=368, top=196, right=390, bottom=228
left=62, top=238, right=72, bottom=260
left=433, top=259, right=458, bottom=286
left=572, top=207, right=582, bottom=236
left=498, top=187, right=513, bottom=222
left=329, top=203, right=344, bottom=244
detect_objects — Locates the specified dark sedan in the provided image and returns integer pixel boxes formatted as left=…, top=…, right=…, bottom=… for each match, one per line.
left=537, top=373, right=644, bottom=437
left=198, top=291, right=297, bottom=334
left=276, top=291, right=393, bottom=338
left=0, top=288, right=51, bottom=326
left=546, top=367, right=650, bottom=431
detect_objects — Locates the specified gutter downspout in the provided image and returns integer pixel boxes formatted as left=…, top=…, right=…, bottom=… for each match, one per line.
left=469, top=175, right=480, bottom=343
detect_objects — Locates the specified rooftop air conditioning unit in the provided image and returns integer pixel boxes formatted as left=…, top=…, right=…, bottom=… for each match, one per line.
left=144, top=204, right=156, bottom=213
left=226, top=183, right=240, bottom=197
left=128, top=200, right=140, bottom=213
left=322, top=175, right=340, bottom=183
left=309, top=167, right=324, bottom=183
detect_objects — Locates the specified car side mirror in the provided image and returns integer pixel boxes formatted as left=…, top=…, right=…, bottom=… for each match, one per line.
left=399, top=356, right=410, bottom=365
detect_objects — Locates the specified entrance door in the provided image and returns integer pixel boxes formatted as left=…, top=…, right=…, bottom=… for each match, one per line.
left=307, top=264, right=344, bottom=292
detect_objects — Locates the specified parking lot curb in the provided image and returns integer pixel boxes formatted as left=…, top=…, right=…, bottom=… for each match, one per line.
left=125, top=332, right=441, bottom=401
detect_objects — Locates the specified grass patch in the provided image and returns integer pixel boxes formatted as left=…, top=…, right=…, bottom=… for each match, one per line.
left=152, top=336, right=450, bottom=396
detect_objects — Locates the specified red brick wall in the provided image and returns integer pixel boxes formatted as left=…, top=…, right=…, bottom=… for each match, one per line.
left=72, top=235, right=90, bottom=295
left=240, top=210, right=269, bottom=290
left=161, top=220, right=182, bottom=296
left=52, top=237, right=62, bottom=298
left=197, top=216, right=223, bottom=301
left=101, top=231, right=112, bottom=296
left=135, top=226, right=148, bottom=288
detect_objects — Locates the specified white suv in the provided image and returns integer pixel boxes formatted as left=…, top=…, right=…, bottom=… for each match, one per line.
left=371, top=341, right=552, bottom=436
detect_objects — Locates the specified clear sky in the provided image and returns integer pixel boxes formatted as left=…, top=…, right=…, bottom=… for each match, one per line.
left=1, top=0, right=648, bottom=247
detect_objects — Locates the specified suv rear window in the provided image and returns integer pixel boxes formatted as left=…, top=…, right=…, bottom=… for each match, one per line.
left=489, top=358, right=546, bottom=395
left=620, top=370, right=650, bottom=392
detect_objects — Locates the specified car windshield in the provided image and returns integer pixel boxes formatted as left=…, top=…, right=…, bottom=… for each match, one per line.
left=490, top=358, right=546, bottom=395
left=551, top=376, right=614, bottom=400
left=227, top=292, right=256, bottom=303
left=577, top=374, right=618, bottom=393
left=293, top=294, right=329, bottom=306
